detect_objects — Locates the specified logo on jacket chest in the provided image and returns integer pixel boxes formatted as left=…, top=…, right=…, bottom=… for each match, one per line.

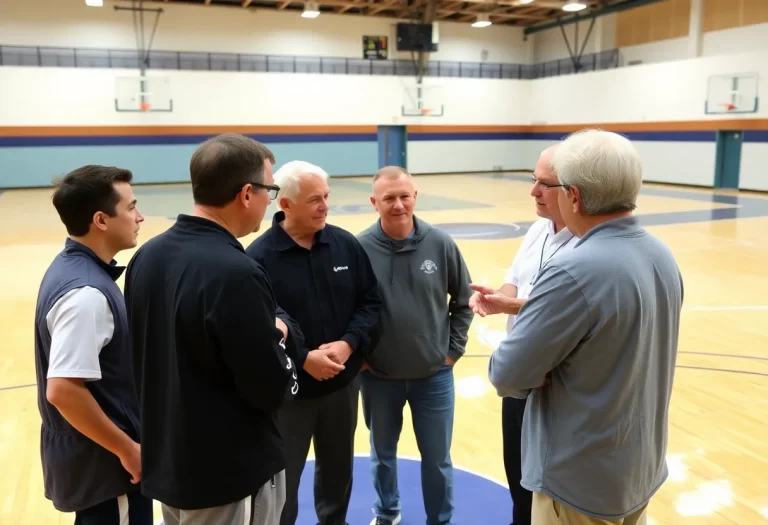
left=333, top=265, right=349, bottom=272
left=420, top=259, right=437, bottom=274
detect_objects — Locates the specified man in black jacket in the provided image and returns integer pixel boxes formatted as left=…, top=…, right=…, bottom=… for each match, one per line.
left=246, top=160, right=382, bottom=525
left=124, top=134, right=300, bottom=525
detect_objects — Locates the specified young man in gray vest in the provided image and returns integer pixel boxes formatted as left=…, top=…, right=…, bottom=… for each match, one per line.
left=487, top=129, right=684, bottom=525
left=34, top=165, right=150, bottom=525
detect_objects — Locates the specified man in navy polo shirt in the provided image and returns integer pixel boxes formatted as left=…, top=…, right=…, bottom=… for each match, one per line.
left=34, top=165, right=150, bottom=525
left=246, top=160, right=382, bottom=525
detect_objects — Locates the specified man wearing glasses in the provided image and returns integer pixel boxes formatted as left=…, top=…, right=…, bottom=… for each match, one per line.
left=124, top=134, right=300, bottom=525
left=468, top=144, right=575, bottom=525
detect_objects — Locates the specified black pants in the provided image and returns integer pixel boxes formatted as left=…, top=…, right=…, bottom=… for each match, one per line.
left=278, top=377, right=360, bottom=525
left=74, top=489, right=153, bottom=525
left=502, top=396, right=532, bottom=525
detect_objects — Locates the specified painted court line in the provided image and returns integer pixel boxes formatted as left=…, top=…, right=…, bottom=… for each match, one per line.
left=684, top=305, right=768, bottom=312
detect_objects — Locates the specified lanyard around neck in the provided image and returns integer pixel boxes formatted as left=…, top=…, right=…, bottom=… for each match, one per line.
left=538, top=233, right=574, bottom=270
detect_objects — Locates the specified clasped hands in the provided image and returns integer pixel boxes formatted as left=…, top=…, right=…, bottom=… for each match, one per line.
left=468, top=284, right=526, bottom=317
left=304, top=341, right=352, bottom=381
left=274, top=318, right=351, bottom=381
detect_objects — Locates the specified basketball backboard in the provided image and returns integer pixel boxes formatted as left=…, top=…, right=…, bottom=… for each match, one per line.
left=115, top=75, right=173, bottom=112
left=401, top=80, right=444, bottom=117
left=705, top=73, right=759, bottom=114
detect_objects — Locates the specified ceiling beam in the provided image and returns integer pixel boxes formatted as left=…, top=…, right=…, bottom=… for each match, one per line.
left=523, top=0, right=668, bottom=34
left=436, top=7, right=547, bottom=19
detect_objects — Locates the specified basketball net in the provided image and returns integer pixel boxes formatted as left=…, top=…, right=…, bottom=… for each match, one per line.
left=420, top=108, right=433, bottom=116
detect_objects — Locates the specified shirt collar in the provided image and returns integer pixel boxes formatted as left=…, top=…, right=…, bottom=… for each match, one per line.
left=63, top=238, right=125, bottom=281
left=271, top=211, right=330, bottom=251
left=576, top=215, right=641, bottom=246
left=174, top=214, right=245, bottom=253
left=546, top=220, right=574, bottom=243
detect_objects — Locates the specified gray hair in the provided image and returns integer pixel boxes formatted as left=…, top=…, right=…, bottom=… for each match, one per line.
left=273, top=160, right=328, bottom=206
left=552, top=129, right=642, bottom=215
left=372, top=165, right=411, bottom=189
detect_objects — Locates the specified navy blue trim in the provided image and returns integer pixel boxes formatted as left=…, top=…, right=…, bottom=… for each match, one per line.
left=744, top=130, right=768, bottom=143
left=3, top=129, right=767, bottom=148
left=0, top=133, right=378, bottom=148
left=408, top=132, right=532, bottom=141
left=408, top=131, right=719, bottom=142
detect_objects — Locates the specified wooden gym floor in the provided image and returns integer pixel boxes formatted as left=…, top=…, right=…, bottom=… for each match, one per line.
left=1, top=173, right=767, bottom=525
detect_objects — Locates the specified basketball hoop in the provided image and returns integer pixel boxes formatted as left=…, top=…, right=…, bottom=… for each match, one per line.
left=139, top=101, right=152, bottom=112
left=420, top=108, right=433, bottom=116
left=722, top=102, right=736, bottom=112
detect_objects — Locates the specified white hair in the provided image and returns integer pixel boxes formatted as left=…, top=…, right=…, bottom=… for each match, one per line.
left=552, top=129, right=642, bottom=215
left=273, top=160, right=328, bottom=206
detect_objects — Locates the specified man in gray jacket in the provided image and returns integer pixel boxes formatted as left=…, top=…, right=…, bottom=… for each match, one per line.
left=486, top=129, right=684, bottom=525
left=357, top=166, right=474, bottom=525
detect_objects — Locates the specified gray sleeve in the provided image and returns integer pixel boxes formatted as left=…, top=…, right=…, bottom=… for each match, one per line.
left=446, top=236, right=474, bottom=362
left=488, top=264, right=590, bottom=398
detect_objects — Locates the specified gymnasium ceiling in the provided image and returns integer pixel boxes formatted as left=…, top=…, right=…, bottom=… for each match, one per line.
left=136, top=0, right=657, bottom=29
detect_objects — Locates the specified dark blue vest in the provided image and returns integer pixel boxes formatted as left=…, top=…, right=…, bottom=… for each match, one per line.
left=34, top=238, right=140, bottom=512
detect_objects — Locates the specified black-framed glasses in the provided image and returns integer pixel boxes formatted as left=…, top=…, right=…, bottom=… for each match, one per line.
left=236, top=182, right=280, bottom=200
left=531, top=175, right=566, bottom=190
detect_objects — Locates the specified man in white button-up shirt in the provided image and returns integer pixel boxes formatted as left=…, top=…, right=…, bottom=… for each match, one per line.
left=469, top=145, right=576, bottom=525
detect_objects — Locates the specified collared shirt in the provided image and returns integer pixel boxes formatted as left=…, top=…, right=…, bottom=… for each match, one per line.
left=488, top=216, right=684, bottom=520
left=245, top=211, right=382, bottom=399
left=503, top=218, right=576, bottom=331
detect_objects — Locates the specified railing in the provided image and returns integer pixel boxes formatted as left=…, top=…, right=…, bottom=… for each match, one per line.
left=0, top=44, right=619, bottom=80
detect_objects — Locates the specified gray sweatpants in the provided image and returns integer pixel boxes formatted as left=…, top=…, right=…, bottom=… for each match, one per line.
left=161, top=470, right=286, bottom=525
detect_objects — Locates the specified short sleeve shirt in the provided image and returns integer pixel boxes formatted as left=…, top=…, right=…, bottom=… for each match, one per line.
left=46, top=286, right=115, bottom=381
left=504, top=218, right=577, bottom=331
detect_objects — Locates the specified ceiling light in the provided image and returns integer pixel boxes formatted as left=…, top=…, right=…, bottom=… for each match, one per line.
left=562, top=0, right=587, bottom=11
left=519, top=0, right=535, bottom=4
left=472, top=14, right=492, bottom=28
left=85, top=0, right=104, bottom=6
left=301, top=0, right=320, bottom=18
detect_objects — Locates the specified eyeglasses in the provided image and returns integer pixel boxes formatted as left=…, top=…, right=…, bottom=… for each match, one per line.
left=236, top=182, right=280, bottom=201
left=531, top=175, right=567, bottom=190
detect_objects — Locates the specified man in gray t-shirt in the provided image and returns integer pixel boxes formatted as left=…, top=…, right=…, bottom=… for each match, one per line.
left=485, top=129, right=684, bottom=525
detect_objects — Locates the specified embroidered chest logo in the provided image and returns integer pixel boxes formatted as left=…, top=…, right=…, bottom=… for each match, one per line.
left=420, top=259, right=437, bottom=274
left=333, top=265, right=349, bottom=272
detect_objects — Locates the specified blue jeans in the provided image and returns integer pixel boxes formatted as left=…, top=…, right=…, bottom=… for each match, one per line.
left=360, top=364, right=455, bottom=525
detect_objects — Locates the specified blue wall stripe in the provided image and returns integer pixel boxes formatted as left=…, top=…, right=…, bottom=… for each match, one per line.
left=3, top=130, right=767, bottom=148
left=409, top=132, right=533, bottom=141
left=408, top=130, right=720, bottom=142
left=0, top=133, right=378, bottom=148
left=744, top=130, right=768, bottom=143
left=0, top=142, right=378, bottom=188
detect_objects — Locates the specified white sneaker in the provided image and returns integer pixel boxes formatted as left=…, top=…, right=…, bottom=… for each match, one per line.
left=369, top=513, right=401, bottom=525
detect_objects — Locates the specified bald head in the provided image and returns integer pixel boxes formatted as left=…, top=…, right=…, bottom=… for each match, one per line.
left=372, top=166, right=411, bottom=191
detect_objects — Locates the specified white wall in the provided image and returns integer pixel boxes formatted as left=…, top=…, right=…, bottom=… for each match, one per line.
left=0, top=0, right=529, bottom=64
left=408, top=140, right=536, bottom=174
left=530, top=49, right=768, bottom=124
left=0, top=66, right=531, bottom=126
left=740, top=143, right=768, bottom=191
left=4, top=48, right=764, bottom=128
